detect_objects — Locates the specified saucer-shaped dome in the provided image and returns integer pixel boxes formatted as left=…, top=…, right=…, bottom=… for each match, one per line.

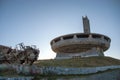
left=51, top=33, right=111, bottom=54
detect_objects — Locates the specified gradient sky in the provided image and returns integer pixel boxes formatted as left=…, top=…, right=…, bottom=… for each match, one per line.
left=0, top=0, right=120, bottom=60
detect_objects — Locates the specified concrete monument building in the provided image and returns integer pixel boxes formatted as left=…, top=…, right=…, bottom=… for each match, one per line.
left=50, top=16, right=111, bottom=59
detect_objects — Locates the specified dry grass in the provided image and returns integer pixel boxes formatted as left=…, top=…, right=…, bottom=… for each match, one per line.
left=34, top=56, right=120, bottom=67
left=0, top=56, right=120, bottom=76
left=0, top=69, right=20, bottom=77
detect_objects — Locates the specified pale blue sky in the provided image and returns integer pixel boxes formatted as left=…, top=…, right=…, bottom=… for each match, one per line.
left=0, top=0, right=120, bottom=59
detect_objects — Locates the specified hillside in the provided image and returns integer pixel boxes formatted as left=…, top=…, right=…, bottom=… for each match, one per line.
left=34, top=56, right=120, bottom=67
left=0, top=56, right=120, bottom=77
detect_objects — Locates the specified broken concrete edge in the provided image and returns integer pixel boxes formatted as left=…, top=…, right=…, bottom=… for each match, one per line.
left=0, top=64, right=120, bottom=75
left=0, top=43, right=40, bottom=65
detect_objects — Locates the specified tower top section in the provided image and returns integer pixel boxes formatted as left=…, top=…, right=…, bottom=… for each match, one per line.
left=82, top=16, right=91, bottom=34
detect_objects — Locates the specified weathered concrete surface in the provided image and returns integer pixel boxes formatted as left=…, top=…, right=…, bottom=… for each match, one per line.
left=56, top=47, right=104, bottom=59
left=0, top=77, right=34, bottom=80
left=42, top=65, right=120, bottom=75
left=39, top=69, right=120, bottom=80
left=50, top=16, right=111, bottom=59
left=0, top=64, right=42, bottom=75
left=0, top=64, right=120, bottom=75
left=0, top=43, right=39, bottom=65
left=51, top=33, right=110, bottom=59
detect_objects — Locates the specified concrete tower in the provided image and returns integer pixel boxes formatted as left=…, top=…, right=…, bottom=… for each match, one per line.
left=82, top=16, right=90, bottom=33
left=50, top=16, right=111, bottom=59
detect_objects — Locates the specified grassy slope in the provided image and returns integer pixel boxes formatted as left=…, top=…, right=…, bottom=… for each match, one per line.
left=0, top=69, right=21, bottom=77
left=34, top=56, right=120, bottom=67
left=1, top=56, right=120, bottom=77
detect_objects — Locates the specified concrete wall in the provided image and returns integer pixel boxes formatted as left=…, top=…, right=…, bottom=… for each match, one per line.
left=39, top=69, right=120, bottom=80
left=0, top=64, right=120, bottom=75
left=42, top=65, right=120, bottom=75
left=0, top=77, right=34, bottom=80
left=56, top=47, right=104, bottom=59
